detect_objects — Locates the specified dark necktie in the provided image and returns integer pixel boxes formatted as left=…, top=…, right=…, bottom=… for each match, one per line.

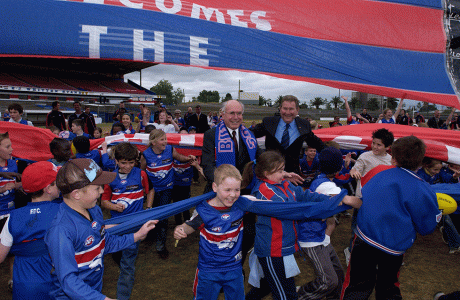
left=232, top=130, right=239, bottom=153
left=281, top=123, right=290, bottom=149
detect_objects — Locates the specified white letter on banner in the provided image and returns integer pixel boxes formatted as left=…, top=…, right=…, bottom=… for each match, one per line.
left=227, top=10, right=247, bottom=28
left=120, top=0, right=143, bottom=9
left=190, top=36, right=209, bottom=66
left=191, top=4, right=225, bottom=24
left=82, top=25, right=107, bottom=59
left=156, top=0, right=181, bottom=14
left=250, top=11, right=272, bottom=31
left=133, top=30, right=164, bottom=62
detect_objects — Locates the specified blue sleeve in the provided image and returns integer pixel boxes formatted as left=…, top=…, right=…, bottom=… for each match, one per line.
left=405, top=187, right=441, bottom=236
left=45, top=226, right=106, bottom=300
left=439, top=170, right=458, bottom=184
left=101, top=153, right=116, bottom=171
left=103, top=230, right=135, bottom=254
left=234, top=190, right=351, bottom=221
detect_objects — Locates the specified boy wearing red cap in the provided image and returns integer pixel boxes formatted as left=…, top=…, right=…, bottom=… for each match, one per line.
left=45, top=158, right=158, bottom=300
left=0, top=161, right=61, bottom=299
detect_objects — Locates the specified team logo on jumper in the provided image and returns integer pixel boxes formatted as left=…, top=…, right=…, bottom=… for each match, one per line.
left=2, top=167, right=7, bottom=171
left=85, top=235, right=95, bottom=246
left=150, top=163, right=157, bottom=167
left=211, top=227, right=222, bottom=232
left=121, top=180, right=127, bottom=185
left=221, top=214, right=230, bottom=220
left=91, top=221, right=98, bottom=229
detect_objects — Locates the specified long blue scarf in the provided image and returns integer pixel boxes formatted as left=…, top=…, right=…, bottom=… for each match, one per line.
left=215, top=121, right=257, bottom=167
left=105, top=190, right=350, bottom=235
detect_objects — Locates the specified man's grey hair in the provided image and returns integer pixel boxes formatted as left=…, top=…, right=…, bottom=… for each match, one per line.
left=222, top=100, right=244, bottom=113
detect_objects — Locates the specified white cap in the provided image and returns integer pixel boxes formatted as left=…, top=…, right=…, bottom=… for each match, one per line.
left=315, top=181, right=341, bottom=196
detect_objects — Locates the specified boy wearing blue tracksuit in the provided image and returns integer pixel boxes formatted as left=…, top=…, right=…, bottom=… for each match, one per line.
left=0, top=161, right=60, bottom=300
left=341, top=136, right=441, bottom=300
left=44, top=158, right=157, bottom=300
left=101, top=142, right=153, bottom=300
left=298, top=147, right=346, bottom=300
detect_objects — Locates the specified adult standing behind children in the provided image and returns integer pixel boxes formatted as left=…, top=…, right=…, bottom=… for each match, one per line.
left=45, top=158, right=158, bottom=300
left=140, top=129, right=195, bottom=259
left=202, top=100, right=261, bottom=193
left=46, top=101, right=67, bottom=131
left=0, top=161, right=60, bottom=300
left=101, top=142, right=153, bottom=300
left=189, top=105, right=210, bottom=133
left=8, top=104, right=33, bottom=126
left=252, top=95, right=325, bottom=176
left=341, top=136, right=441, bottom=299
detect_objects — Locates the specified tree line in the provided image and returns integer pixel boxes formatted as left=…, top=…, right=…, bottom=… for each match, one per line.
left=150, top=79, right=438, bottom=112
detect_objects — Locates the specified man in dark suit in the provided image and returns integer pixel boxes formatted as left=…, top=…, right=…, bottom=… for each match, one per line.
left=202, top=100, right=260, bottom=192
left=253, top=95, right=325, bottom=176
left=189, top=105, right=210, bottom=133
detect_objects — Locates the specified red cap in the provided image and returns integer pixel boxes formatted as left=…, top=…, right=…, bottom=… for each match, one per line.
left=22, top=161, right=59, bottom=193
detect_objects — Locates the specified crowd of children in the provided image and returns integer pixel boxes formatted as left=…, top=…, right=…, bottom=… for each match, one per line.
left=0, top=100, right=460, bottom=300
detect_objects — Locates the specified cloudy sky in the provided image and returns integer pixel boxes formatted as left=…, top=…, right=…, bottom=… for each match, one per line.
left=124, top=64, right=349, bottom=104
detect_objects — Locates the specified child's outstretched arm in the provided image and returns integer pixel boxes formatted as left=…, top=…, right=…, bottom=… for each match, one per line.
left=172, top=148, right=196, bottom=162
left=134, top=220, right=158, bottom=242
left=191, top=159, right=205, bottom=178
left=174, top=223, right=195, bottom=240
left=341, top=195, right=362, bottom=209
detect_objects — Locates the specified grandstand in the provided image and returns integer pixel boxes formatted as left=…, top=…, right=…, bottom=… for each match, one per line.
left=0, top=57, right=157, bottom=103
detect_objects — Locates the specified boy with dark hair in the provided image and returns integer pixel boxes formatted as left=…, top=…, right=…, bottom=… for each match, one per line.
left=345, top=128, right=394, bottom=262
left=0, top=161, right=60, bottom=299
left=101, top=142, right=153, bottom=300
left=44, top=158, right=157, bottom=300
left=49, top=138, right=72, bottom=167
left=8, top=104, right=33, bottom=126
left=341, top=136, right=441, bottom=299
left=174, top=164, right=245, bottom=300
left=299, top=146, right=320, bottom=188
left=73, top=136, right=114, bottom=171
left=67, top=119, right=91, bottom=141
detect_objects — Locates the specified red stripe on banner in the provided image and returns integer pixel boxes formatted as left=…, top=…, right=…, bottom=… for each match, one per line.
left=65, top=0, right=445, bottom=52
left=75, top=238, right=105, bottom=265
left=256, top=72, right=460, bottom=109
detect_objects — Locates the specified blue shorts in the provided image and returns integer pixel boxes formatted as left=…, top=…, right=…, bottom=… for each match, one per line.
left=193, top=268, right=244, bottom=300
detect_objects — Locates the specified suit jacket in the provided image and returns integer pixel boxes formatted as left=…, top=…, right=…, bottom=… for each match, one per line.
left=189, top=113, right=210, bottom=133
left=253, top=116, right=325, bottom=174
left=202, top=126, right=261, bottom=191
